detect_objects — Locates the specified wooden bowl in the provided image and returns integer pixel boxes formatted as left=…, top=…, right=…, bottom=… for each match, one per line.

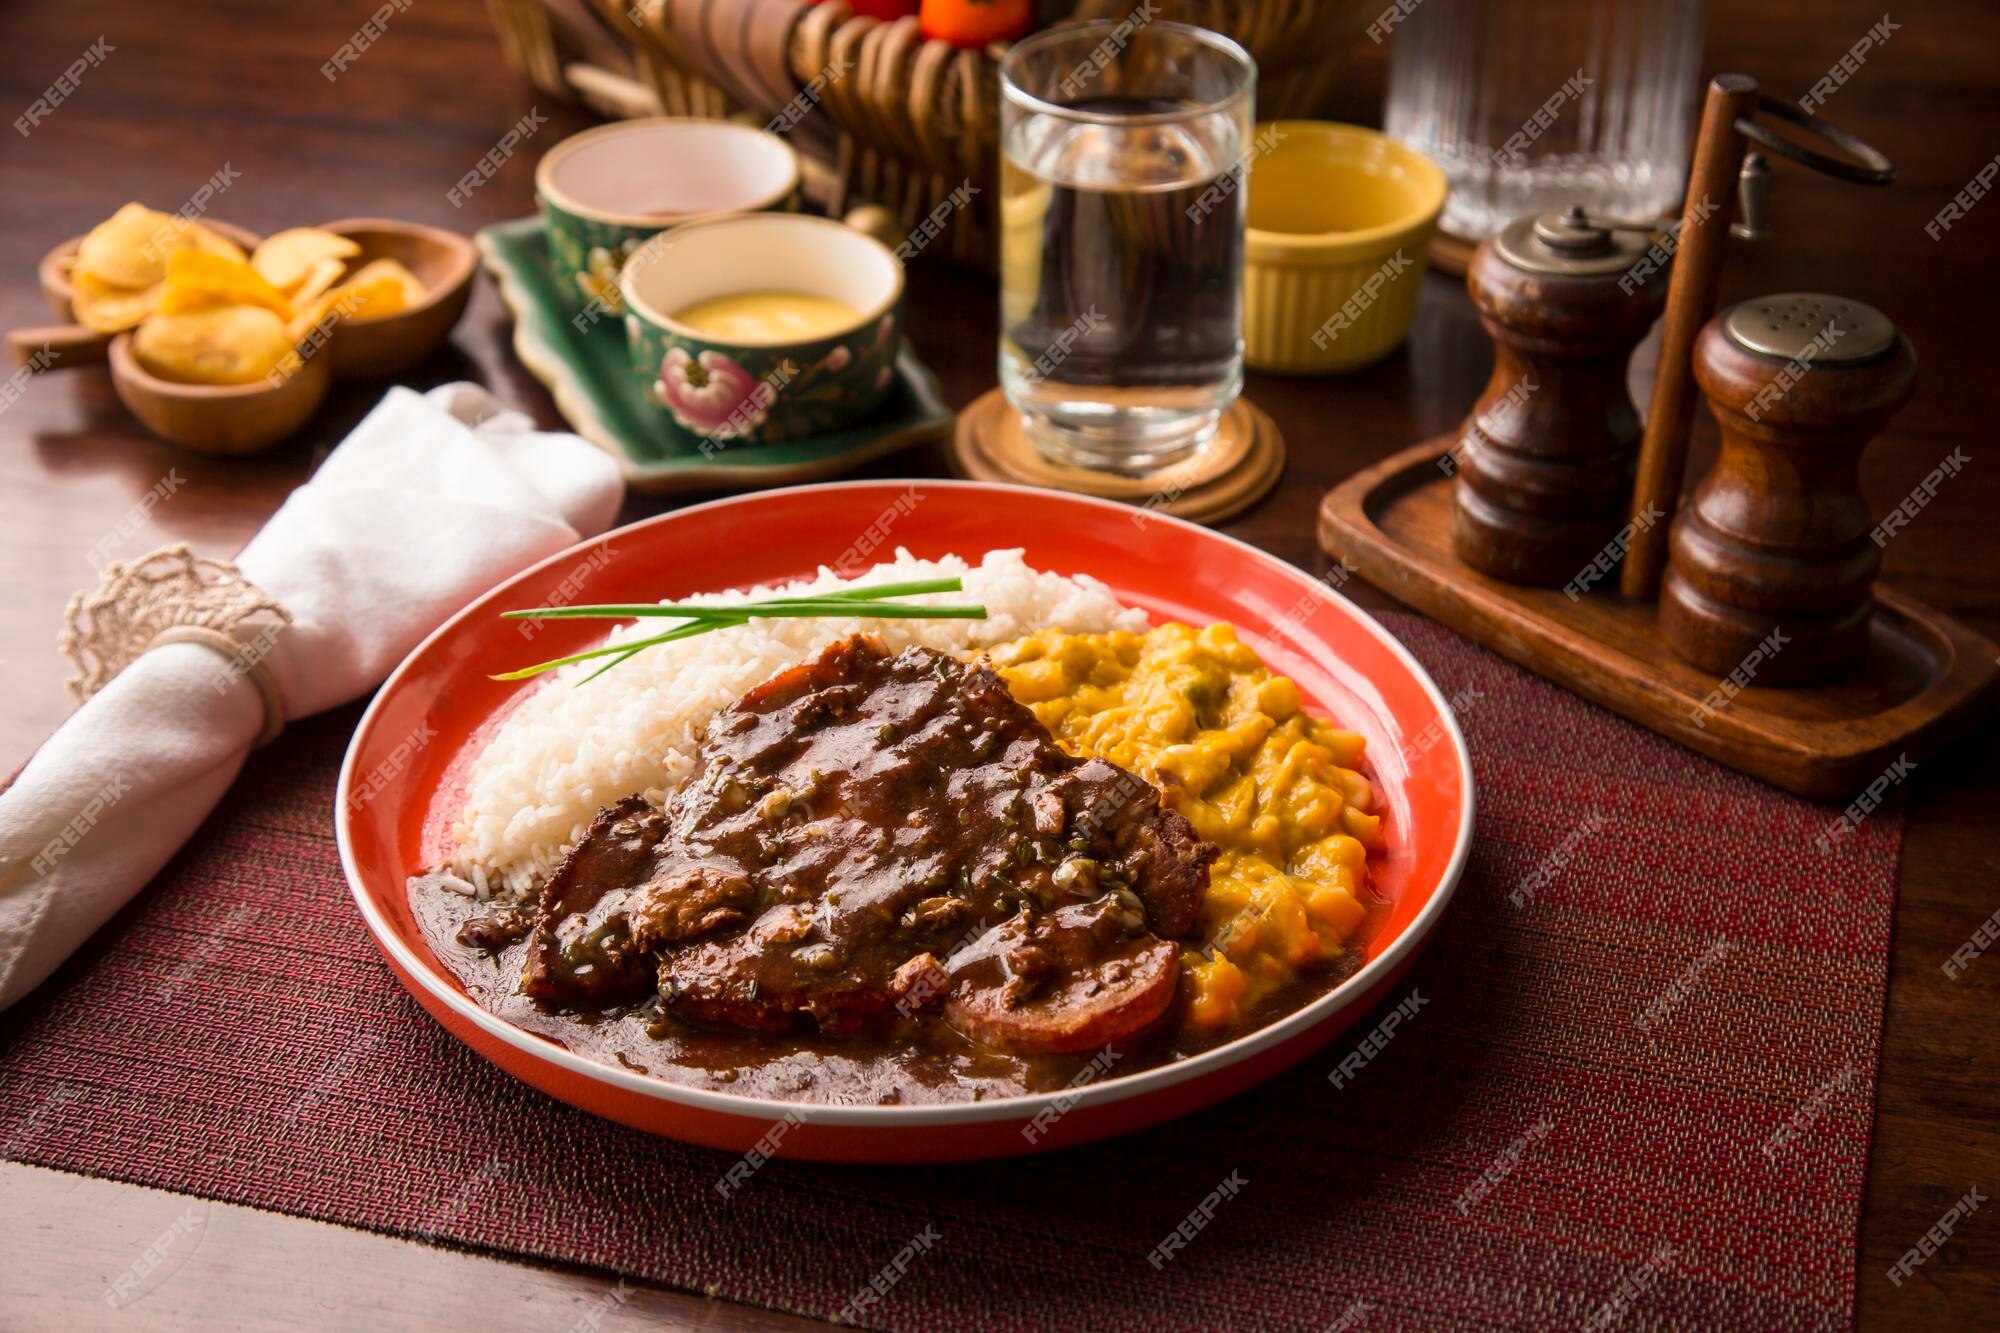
left=317, top=217, right=476, bottom=381
left=107, top=331, right=331, bottom=455
left=39, top=219, right=263, bottom=323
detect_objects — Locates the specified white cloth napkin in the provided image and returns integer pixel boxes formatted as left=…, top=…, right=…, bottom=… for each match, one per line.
left=0, top=383, right=623, bottom=1010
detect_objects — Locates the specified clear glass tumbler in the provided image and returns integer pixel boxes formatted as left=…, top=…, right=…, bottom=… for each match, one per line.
left=1384, top=0, right=1706, bottom=241
left=999, top=20, right=1254, bottom=474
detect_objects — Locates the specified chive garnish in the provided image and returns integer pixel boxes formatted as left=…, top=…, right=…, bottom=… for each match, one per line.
left=491, top=577, right=987, bottom=683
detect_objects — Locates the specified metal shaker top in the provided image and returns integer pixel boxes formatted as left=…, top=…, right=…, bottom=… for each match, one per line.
left=1492, top=205, right=1656, bottom=277
left=1721, top=293, right=1897, bottom=364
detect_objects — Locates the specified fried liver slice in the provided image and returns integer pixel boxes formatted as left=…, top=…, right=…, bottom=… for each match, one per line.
left=533, top=635, right=1216, bottom=1053
left=521, top=796, right=669, bottom=1007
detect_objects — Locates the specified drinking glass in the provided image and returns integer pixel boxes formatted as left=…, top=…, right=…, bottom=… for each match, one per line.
left=999, top=20, right=1254, bottom=474
left=1384, top=0, right=1706, bottom=241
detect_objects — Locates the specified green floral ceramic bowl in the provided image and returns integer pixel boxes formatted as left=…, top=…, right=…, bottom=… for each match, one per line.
left=618, top=213, right=905, bottom=449
left=535, top=117, right=800, bottom=314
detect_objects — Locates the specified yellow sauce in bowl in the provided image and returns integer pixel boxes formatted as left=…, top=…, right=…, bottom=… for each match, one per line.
left=670, top=290, right=863, bottom=343
left=992, top=623, right=1383, bottom=1031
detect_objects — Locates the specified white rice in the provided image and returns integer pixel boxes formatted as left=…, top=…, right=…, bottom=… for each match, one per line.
left=449, top=549, right=1147, bottom=896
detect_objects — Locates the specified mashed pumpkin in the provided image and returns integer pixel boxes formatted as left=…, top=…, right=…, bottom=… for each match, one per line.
left=991, top=622, right=1383, bottom=1031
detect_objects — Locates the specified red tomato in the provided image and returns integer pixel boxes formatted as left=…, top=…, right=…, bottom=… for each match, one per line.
left=920, top=0, right=1034, bottom=47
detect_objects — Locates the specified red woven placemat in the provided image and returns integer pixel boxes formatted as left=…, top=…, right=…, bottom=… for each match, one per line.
left=0, top=614, right=1903, bottom=1330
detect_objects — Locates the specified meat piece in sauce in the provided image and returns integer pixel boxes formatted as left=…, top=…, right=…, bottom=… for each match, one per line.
left=942, top=901, right=1181, bottom=1054
left=521, top=797, right=679, bottom=1006
left=527, top=636, right=1216, bottom=1055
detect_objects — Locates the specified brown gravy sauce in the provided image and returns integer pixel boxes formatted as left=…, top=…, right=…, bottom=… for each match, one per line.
left=412, top=873, right=1369, bottom=1106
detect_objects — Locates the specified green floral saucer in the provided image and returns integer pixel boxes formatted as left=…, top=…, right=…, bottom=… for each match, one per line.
left=474, top=215, right=953, bottom=493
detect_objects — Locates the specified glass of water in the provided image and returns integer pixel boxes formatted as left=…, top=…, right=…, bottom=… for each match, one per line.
left=999, top=20, right=1254, bottom=474
left=1384, top=0, right=1706, bottom=240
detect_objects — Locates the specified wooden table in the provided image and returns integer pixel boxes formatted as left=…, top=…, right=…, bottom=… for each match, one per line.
left=2, top=1, right=1994, bottom=1327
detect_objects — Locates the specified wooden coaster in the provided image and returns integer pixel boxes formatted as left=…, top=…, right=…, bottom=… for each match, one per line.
left=949, top=389, right=1285, bottom=525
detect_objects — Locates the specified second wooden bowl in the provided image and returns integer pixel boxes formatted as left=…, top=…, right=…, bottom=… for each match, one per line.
left=317, top=217, right=477, bottom=381
left=108, top=331, right=332, bottom=455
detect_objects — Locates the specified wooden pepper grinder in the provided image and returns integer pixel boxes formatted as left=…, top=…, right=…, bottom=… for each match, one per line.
left=1658, top=293, right=1916, bottom=684
left=1451, top=206, right=1669, bottom=584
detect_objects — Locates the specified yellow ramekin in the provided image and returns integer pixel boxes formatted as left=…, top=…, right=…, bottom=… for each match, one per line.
left=1243, top=121, right=1449, bottom=374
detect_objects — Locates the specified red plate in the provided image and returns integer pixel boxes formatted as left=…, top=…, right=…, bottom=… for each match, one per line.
left=337, top=481, right=1474, bottom=1162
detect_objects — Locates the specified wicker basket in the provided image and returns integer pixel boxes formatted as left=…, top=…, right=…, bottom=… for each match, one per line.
left=487, top=0, right=1374, bottom=269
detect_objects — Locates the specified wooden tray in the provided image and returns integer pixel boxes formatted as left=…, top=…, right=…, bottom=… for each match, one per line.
left=1319, top=438, right=2000, bottom=799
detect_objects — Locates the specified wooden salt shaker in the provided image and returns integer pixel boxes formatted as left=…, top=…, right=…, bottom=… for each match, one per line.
left=1451, top=207, right=1669, bottom=584
left=1658, top=293, right=1916, bottom=684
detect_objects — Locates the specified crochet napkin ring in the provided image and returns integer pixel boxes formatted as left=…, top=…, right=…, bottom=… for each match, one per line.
left=59, top=544, right=294, bottom=747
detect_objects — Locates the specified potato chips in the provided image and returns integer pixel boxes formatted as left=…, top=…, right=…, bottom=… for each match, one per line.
left=250, top=228, right=361, bottom=293
left=74, top=203, right=245, bottom=292
left=340, top=258, right=427, bottom=306
left=68, top=205, right=431, bottom=386
left=289, top=257, right=348, bottom=305
left=156, top=251, right=295, bottom=321
left=132, top=306, right=295, bottom=385
left=285, top=260, right=424, bottom=341
left=72, top=271, right=166, bottom=334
